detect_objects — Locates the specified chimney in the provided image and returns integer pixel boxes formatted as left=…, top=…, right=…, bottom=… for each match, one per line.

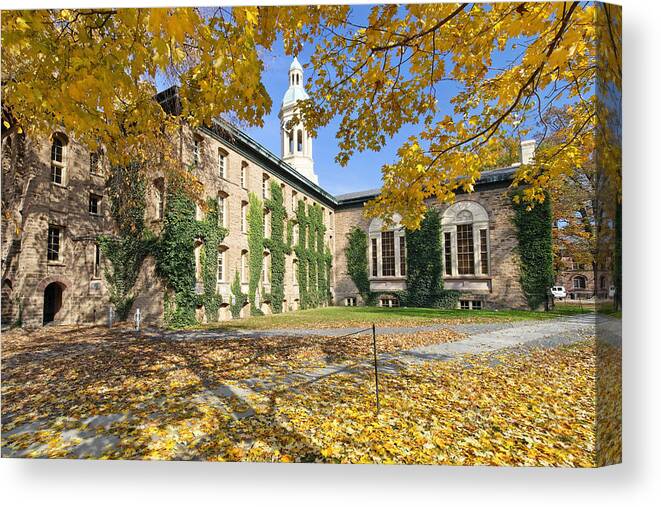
left=520, top=139, right=536, bottom=165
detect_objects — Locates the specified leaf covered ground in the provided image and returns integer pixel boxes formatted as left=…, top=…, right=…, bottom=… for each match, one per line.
left=1, top=323, right=620, bottom=466
left=193, top=305, right=591, bottom=331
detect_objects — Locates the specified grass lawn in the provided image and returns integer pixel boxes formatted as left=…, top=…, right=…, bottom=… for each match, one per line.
left=195, top=304, right=592, bottom=331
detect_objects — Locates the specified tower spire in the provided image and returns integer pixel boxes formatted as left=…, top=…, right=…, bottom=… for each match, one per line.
left=279, top=57, right=318, bottom=184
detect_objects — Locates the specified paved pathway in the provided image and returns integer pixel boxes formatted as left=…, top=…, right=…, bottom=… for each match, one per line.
left=2, top=313, right=619, bottom=459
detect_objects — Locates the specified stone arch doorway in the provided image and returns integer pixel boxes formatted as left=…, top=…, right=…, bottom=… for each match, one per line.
left=43, top=282, right=65, bottom=324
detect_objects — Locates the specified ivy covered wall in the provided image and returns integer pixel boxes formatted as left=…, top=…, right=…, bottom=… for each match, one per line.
left=247, top=192, right=264, bottom=316
left=294, top=200, right=332, bottom=309
left=98, top=164, right=154, bottom=320
left=155, top=189, right=227, bottom=327
left=264, top=181, right=290, bottom=314
left=512, top=192, right=554, bottom=309
left=344, top=227, right=373, bottom=304
left=344, top=208, right=459, bottom=309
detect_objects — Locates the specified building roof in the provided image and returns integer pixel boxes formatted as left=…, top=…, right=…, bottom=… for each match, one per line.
left=156, top=85, right=518, bottom=211
left=333, top=166, right=518, bottom=208
left=290, top=56, right=303, bottom=72
left=282, top=86, right=310, bottom=106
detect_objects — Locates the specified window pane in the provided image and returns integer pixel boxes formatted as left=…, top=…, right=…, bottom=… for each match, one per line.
left=371, top=238, right=378, bottom=277
left=444, top=232, right=452, bottom=275
left=382, top=231, right=395, bottom=276
left=480, top=229, right=489, bottom=275
left=456, top=224, right=475, bottom=275
left=47, top=226, right=60, bottom=261
left=51, top=165, right=62, bottom=184
left=51, top=139, right=63, bottom=163
left=399, top=236, right=406, bottom=276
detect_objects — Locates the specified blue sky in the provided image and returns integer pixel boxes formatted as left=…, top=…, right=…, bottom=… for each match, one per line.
left=241, top=46, right=409, bottom=196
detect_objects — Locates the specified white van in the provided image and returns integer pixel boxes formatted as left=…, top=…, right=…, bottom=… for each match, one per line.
left=551, top=286, right=567, bottom=300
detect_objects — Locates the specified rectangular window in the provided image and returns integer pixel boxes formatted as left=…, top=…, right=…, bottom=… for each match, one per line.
left=399, top=236, right=406, bottom=276
left=90, top=151, right=101, bottom=175
left=345, top=297, right=356, bottom=307
left=460, top=300, right=470, bottom=310
left=47, top=226, right=62, bottom=262
left=444, top=232, right=452, bottom=275
left=262, top=174, right=269, bottom=199
left=93, top=243, right=101, bottom=278
left=382, top=231, right=395, bottom=277
left=480, top=229, right=489, bottom=275
left=241, top=252, right=247, bottom=283
left=156, top=189, right=164, bottom=220
left=240, top=164, right=247, bottom=188
left=292, top=191, right=297, bottom=212
left=218, top=196, right=226, bottom=227
left=456, top=224, right=475, bottom=275
left=218, top=151, right=226, bottom=178
left=217, top=251, right=225, bottom=282
left=263, top=256, right=270, bottom=284
left=89, top=194, right=101, bottom=215
left=241, top=202, right=247, bottom=233
left=371, top=238, right=378, bottom=277
left=472, top=300, right=482, bottom=310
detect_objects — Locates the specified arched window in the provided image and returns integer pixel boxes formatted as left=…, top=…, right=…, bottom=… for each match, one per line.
left=50, top=134, right=67, bottom=184
left=441, top=201, right=490, bottom=277
left=573, top=276, right=587, bottom=290
left=288, top=131, right=294, bottom=154
left=297, top=130, right=303, bottom=152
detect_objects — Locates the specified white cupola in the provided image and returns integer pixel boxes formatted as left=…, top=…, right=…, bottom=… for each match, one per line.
left=279, top=57, right=318, bottom=184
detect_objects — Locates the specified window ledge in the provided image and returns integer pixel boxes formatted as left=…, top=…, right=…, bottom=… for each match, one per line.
left=369, top=276, right=406, bottom=281
left=47, top=261, right=66, bottom=267
left=444, top=275, right=492, bottom=280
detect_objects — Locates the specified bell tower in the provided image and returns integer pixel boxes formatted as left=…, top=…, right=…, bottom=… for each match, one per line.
left=279, top=57, right=318, bottom=184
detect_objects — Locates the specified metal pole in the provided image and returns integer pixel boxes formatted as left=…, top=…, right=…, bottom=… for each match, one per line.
left=372, top=323, right=380, bottom=414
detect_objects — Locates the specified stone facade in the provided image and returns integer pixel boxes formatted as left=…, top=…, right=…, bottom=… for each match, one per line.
left=2, top=133, right=113, bottom=328
left=334, top=175, right=527, bottom=310
left=1, top=61, right=531, bottom=327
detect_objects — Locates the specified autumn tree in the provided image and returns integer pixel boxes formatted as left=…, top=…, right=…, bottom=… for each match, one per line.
left=2, top=3, right=621, bottom=232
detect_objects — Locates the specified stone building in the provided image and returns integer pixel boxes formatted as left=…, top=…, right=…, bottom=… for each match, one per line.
left=554, top=255, right=613, bottom=300
left=2, top=58, right=532, bottom=328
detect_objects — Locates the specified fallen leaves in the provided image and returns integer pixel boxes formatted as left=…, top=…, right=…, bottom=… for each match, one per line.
left=1, top=324, right=620, bottom=466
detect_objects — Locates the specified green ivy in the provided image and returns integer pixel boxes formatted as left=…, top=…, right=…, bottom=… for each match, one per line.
left=247, top=192, right=264, bottom=316
left=156, top=190, right=227, bottom=327
left=294, top=200, right=330, bottom=309
left=230, top=269, right=247, bottom=319
left=98, top=164, right=152, bottom=320
left=264, top=181, right=290, bottom=314
left=344, top=226, right=374, bottom=304
left=512, top=192, right=554, bottom=309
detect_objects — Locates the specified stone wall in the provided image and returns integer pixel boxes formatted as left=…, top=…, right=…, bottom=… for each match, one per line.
left=333, top=183, right=526, bottom=309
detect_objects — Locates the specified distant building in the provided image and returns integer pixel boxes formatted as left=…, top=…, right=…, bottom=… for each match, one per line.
left=555, top=255, right=612, bottom=300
